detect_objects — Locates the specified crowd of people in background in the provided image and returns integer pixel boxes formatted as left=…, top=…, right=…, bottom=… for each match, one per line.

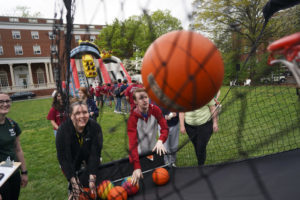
left=86, top=79, right=143, bottom=115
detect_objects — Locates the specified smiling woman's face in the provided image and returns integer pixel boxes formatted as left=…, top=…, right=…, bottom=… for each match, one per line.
left=0, top=94, right=11, bottom=116
left=71, top=104, right=89, bottom=131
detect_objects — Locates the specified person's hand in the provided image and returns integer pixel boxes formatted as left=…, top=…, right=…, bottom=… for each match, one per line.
left=21, top=174, right=28, bottom=187
left=0, top=194, right=2, bottom=200
left=89, top=182, right=96, bottom=198
left=152, top=140, right=167, bottom=156
left=172, top=112, right=177, bottom=117
left=90, top=112, right=94, bottom=116
left=165, top=112, right=176, bottom=120
left=180, top=124, right=186, bottom=134
left=69, top=177, right=81, bottom=200
left=89, top=175, right=96, bottom=198
left=213, top=122, right=219, bottom=132
left=131, top=169, right=143, bottom=186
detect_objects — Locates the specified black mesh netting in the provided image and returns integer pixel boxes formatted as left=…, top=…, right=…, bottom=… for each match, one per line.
left=51, top=0, right=300, bottom=199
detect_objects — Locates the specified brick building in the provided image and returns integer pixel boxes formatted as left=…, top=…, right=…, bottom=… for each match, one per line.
left=0, top=16, right=103, bottom=96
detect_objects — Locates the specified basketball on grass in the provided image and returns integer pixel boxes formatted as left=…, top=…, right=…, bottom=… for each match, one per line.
left=152, top=168, right=170, bottom=185
left=107, top=186, right=127, bottom=200
left=141, top=30, right=224, bottom=112
left=97, top=180, right=114, bottom=199
left=121, top=177, right=139, bottom=196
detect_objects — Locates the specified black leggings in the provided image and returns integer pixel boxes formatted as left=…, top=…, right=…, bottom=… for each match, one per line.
left=0, top=171, right=21, bottom=200
left=185, top=120, right=213, bottom=166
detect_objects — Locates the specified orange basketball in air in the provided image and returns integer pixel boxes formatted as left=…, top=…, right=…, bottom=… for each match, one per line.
left=107, top=186, right=127, bottom=200
left=141, top=30, right=224, bottom=112
left=152, top=168, right=170, bottom=186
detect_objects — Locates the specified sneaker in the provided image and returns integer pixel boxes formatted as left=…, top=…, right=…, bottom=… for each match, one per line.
left=114, top=110, right=118, bottom=113
left=171, top=163, right=177, bottom=168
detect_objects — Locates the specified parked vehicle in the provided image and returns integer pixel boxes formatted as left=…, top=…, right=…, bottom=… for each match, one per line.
left=260, top=74, right=286, bottom=84
left=10, top=91, right=36, bottom=101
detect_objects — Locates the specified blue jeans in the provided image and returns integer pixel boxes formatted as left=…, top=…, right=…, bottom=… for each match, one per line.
left=54, top=130, right=57, bottom=137
left=121, top=96, right=130, bottom=113
left=115, top=97, right=122, bottom=112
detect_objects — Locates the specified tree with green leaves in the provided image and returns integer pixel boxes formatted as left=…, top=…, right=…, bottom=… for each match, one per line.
left=95, top=10, right=182, bottom=60
left=191, top=0, right=300, bottom=83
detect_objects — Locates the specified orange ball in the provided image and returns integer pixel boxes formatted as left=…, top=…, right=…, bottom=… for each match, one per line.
left=97, top=180, right=114, bottom=199
left=107, top=186, right=127, bottom=200
left=152, top=168, right=170, bottom=185
left=142, top=30, right=224, bottom=112
left=79, top=188, right=96, bottom=200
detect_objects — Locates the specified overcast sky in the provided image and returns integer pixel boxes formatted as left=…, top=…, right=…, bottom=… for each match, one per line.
left=0, top=0, right=194, bottom=29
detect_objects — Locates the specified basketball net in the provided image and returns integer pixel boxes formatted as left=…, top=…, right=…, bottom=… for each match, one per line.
left=268, top=32, right=300, bottom=86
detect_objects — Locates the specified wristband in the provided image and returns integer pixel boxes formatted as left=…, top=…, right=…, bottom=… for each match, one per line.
left=21, top=170, right=28, bottom=175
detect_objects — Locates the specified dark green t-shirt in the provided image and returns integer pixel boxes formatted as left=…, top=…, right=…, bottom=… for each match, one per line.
left=0, top=118, right=21, bottom=162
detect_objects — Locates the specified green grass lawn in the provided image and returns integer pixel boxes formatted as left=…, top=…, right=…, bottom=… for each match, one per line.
left=6, top=85, right=300, bottom=199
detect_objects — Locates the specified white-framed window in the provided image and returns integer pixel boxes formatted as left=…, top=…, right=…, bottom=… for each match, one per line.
left=75, top=35, right=81, bottom=43
left=12, top=31, right=21, bottom=39
left=48, top=32, right=56, bottom=40
left=31, top=31, right=39, bottom=39
left=9, top=18, right=19, bottom=22
left=50, top=45, right=58, bottom=54
left=0, top=46, right=3, bottom=55
left=89, top=25, right=95, bottom=29
left=33, top=45, right=41, bottom=55
left=28, top=19, right=38, bottom=23
left=0, top=71, right=9, bottom=87
left=14, top=45, right=23, bottom=55
left=46, top=19, right=54, bottom=23
left=36, top=68, right=45, bottom=84
left=90, top=35, right=96, bottom=42
left=74, top=25, right=80, bottom=28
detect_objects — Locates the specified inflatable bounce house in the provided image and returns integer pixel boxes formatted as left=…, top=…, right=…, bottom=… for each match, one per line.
left=66, top=41, right=131, bottom=97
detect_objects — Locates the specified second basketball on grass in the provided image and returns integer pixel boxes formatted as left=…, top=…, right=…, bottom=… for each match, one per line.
left=152, top=168, right=170, bottom=186
left=141, top=30, right=224, bottom=112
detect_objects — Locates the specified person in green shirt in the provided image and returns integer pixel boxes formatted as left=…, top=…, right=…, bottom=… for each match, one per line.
left=0, top=92, right=28, bottom=200
left=179, top=99, right=219, bottom=166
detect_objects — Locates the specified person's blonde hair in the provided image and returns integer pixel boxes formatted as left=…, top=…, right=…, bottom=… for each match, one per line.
left=69, top=98, right=88, bottom=114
